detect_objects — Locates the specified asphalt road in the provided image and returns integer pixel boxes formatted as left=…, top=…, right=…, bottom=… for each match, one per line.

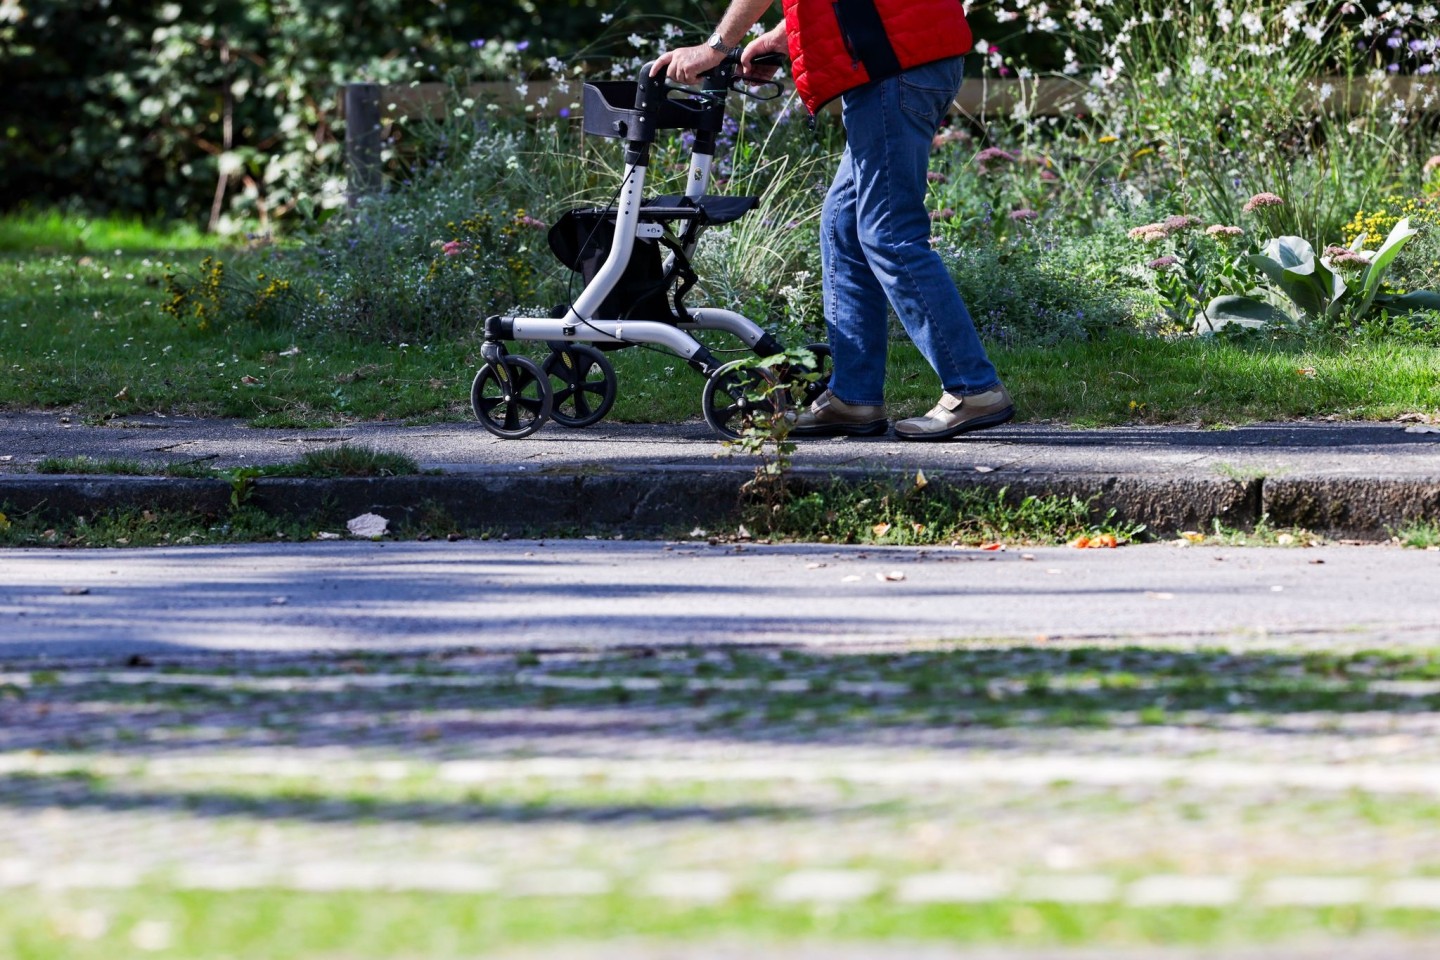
left=3, top=540, right=1438, bottom=660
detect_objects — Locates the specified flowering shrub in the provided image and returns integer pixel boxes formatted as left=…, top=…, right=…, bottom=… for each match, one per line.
left=162, top=256, right=301, bottom=332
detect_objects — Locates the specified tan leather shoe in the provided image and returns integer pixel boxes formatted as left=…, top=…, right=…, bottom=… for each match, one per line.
left=789, top=389, right=889, bottom=437
left=894, top=385, right=1014, bottom=440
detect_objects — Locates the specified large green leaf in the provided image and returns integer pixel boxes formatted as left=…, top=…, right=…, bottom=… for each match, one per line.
left=1376, top=289, right=1440, bottom=314
left=1198, top=295, right=1293, bottom=334
left=1354, top=217, right=1419, bottom=319
left=1248, top=236, right=1329, bottom=317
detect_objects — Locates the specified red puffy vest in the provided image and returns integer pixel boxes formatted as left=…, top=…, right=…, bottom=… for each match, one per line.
left=782, top=0, right=974, bottom=114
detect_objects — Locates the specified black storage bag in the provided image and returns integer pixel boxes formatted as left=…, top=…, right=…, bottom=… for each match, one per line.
left=547, top=209, right=674, bottom=321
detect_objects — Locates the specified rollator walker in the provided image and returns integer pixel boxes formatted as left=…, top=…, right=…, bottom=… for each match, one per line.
left=471, top=51, right=830, bottom=439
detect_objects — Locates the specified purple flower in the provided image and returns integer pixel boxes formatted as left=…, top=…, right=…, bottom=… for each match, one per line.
left=1009, top=208, right=1040, bottom=222
left=1147, top=255, right=1179, bottom=270
left=470, top=39, right=486, bottom=49
left=559, top=107, right=570, bottom=118
left=516, top=40, right=530, bottom=51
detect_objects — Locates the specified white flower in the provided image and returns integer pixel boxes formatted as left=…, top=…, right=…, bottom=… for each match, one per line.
left=627, top=33, right=646, bottom=49
left=1241, top=11, right=1264, bottom=34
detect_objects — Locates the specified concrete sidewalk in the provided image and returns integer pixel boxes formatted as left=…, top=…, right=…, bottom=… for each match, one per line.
left=1, top=411, right=1438, bottom=536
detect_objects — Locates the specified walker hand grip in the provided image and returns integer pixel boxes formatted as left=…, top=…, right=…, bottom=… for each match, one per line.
left=636, top=60, right=667, bottom=114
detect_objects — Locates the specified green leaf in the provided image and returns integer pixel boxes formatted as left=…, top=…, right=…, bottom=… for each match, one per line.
left=1198, top=295, right=1293, bottom=334
left=1248, top=236, right=1329, bottom=317
left=1380, top=289, right=1440, bottom=314
left=1354, top=217, right=1419, bottom=319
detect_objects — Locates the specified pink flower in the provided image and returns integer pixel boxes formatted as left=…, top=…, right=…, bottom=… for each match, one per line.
left=1162, top=214, right=1202, bottom=232
left=1205, top=224, right=1245, bottom=239
left=932, top=128, right=970, bottom=150
left=1424, top=155, right=1440, bottom=177
left=1147, top=255, right=1180, bottom=270
left=515, top=215, right=548, bottom=230
left=1009, top=208, right=1040, bottom=222
left=442, top=240, right=469, bottom=257
left=926, top=171, right=949, bottom=184
left=1039, top=169, right=1059, bottom=181
left=1127, top=223, right=1170, bottom=243
left=975, top=147, right=1019, bottom=165
left=1242, top=192, right=1285, bottom=212
left=929, top=208, right=957, bottom=221
left=1323, top=245, right=1370, bottom=270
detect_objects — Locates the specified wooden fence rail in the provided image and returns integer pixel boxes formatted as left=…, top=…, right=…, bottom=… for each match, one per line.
left=341, top=75, right=1440, bottom=204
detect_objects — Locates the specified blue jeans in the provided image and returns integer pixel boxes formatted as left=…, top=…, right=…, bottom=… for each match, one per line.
left=821, top=56, right=1000, bottom=406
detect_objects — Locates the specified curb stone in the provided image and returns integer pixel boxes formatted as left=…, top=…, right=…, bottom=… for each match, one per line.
left=0, top=465, right=1434, bottom=538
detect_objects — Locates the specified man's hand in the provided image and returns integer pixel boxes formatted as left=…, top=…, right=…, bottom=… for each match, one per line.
left=650, top=44, right=727, bottom=86
left=740, top=24, right=789, bottom=81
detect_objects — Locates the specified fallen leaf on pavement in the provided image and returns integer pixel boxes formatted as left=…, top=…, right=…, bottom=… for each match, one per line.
left=876, top=570, right=906, bottom=582
left=842, top=575, right=862, bottom=582
left=1070, top=534, right=1118, bottom=549
left=974, top=465, right=996, bottom=473
left=1180, top=531, right=1206, bottom=543
left=314, top=531, right=342, bottom=540
left=62, top=586, right=90, bottom=596
left=980, top=542, right=1004, bottom=552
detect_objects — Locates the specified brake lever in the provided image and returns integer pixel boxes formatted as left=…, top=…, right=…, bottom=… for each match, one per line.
left=731, top=77, right=783, bottom=100
left=662, top=81, right=727, bottom=104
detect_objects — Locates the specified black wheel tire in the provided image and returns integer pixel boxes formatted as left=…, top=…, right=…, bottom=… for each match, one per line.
left=701, top=360, right=783, bottom=440
left=542, top=344, right=618, bottom=428
left=471, top=355, right=553, bottom=439
left=795, top=341, right=833, bottom=408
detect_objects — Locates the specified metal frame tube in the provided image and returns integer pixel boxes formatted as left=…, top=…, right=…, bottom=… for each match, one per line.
left=677, top=308, right=768, bottom=348
left=509, top=317, right=708, bottom=362
left=567, top=164, right=647, bottom=322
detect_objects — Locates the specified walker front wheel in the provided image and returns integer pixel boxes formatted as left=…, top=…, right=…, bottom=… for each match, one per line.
left=471, top=355, right=552, bottom=439
left=701, top=359, right=783, bottom=440
left=542, top=344, right=617, bottom=428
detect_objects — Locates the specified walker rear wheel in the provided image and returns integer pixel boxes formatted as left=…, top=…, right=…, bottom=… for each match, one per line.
left=701, top=359, right=784, bottom=440
left=542, top=344, right=617, bottom=428
left=471, top=355, right=552, bottom=439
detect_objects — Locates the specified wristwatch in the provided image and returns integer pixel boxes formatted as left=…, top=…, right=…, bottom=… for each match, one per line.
left=705, top=31, right=733, bottom=54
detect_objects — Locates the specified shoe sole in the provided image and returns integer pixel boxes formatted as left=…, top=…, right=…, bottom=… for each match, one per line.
left=894, top=406, right=1015, bottom=441
left=790, top=419, right=891, bottom=438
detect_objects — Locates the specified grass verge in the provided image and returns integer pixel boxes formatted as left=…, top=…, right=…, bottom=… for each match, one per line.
left=2, top=217, right=1437, bottom=426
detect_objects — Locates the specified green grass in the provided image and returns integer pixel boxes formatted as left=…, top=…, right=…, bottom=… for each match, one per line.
left=1, top=890, right=1436, bottom=959
left=2, top=214, right=1437, bottom=426
left=0, top=210, right=218, bottom=254
left=1392, top=520, right=1440, bottom=549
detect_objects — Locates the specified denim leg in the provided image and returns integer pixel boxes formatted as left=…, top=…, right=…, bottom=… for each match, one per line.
left=836, top=57, right=1001, bottom=396
left=821, top=145, right=889, bottom=406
